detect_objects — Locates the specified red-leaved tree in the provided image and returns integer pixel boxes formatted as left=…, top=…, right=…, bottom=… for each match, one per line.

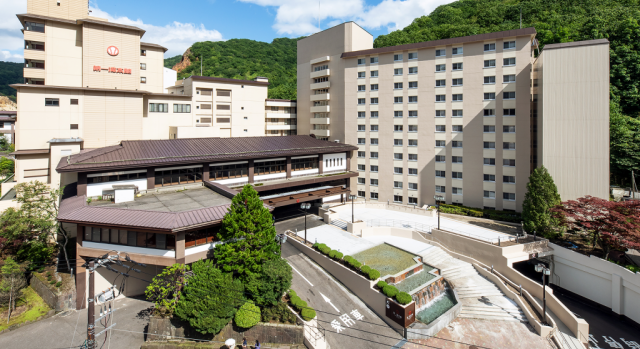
left=551, top=196, right=640, bottom=259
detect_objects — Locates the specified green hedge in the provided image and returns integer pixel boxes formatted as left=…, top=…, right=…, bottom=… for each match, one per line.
left=368, top=269, right=380, bottom=280
left=334, top=251, right=343, bottom=260
left=361, top=265, right=371, bottom=274
left=383, top=285, right=399, bottom=298
left=396, top=292, right=412, bottom=305
left=235, top=301, right=261, bottom=328
left=301, top=308, right=316, bottom=321
left=288, top=288, right=317, bottom=321
left=376, top=280, right=388, bottom=289
left=438, top=204, right=522, bottom=223
left=288, top=290, right=297, bottom=299
left=329, top=250, right=337, bottom=258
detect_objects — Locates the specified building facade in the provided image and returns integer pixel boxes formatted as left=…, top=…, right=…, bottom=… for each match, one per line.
left=297, top=23, right=609, bottom=211
left=265, top=99, right=297, bottom=136
left=0, top=111, right=16, bottom=144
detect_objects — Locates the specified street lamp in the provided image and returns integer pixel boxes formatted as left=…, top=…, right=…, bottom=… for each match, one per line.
left=300, top=203, right=311, bottom=244
left=275, top=233, right=287, bottom=255
left=434, top=195, right=444, bottom=230
left=349, top=194, right=357, bottom=223
left=534, top=263, right=551, bottom=325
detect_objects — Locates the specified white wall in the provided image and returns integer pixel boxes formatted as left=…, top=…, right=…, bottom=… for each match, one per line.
left=163, top=67, right=177, bottom=92
left=87, top=178, right=148, bottom=197
left=323, top=152, right=347, bottom=172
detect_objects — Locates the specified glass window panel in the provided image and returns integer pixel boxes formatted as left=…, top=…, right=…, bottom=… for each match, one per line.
left=92, top=227, right=101, bottom=242
left=185, top=233, right=196, bottom=248
left=137, top=232, right=147, bottom=247
left=119, top=230, right=128, bottom=245
left=166, top=235, right=176, bottom=251
left=146, top=233, right=156, bottom=249
left=101, top=228, right=110, bottom=243
left=127, top=231, right=137, bottom=246
left=156, top=233, right=167, bottom=249
left=84, top=226, right=91, bottom=241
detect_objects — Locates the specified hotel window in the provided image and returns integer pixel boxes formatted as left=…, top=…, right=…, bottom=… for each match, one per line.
left=358, top=72, right=366, bottom=79
left=483, top=142, right=496, bottom=149
left=357, top=190, right=366, bottom=197
left=371, top=98, right=379, bottom=104
left=210, top=163, right=248, bottom=180
left=371, top=70, right=379, bottom=77
left=394, top=167, right=403, bottom=174
left=435, top=64, right=446, bottom=72
left=371, top=125, right=379, bottom=132
left=409, top=168, right=418, bottom=175
left=436, top=185, right=445, bottom=193
left=394, top=82, right=403, bottom=89
left=371, top=111, right=379, bottom=118
left=394, top=68, right=403, bottom=75
left=452, top=47, right=463, bottom=55
left=371, top=138, right=379, bottom=145
left=409, top=81, right=418, bottom=89
left=504, top=41, right=516, bottom=49
left=435, top=49, right=445, bottom=57
left=436, top=79, right=446, bottom=87
left=503, top=192, right=516, bottom=201
left=503, top=92, right=516, bottom=100
left=394, top=54, right=403, bottom=61
left=70, top=99, right=79, bottom=105
left=370, top=57, right=378, bottom=64
left=484, top=93, right=496, bottom=100
left=358, top=138, right=366, bottom=145
left=484, top=76, right=496, bottom=84
left=452, top=141, right=463, bottom=148
left=503, top=142, right=516, bottom=150
left=504, top=109, right=516, bottom=116
left=141, top=77, right=147, bottom=83
left=255, top=160, right=286, bottom=175
left=452, top=63, right=463, bottom=71
left=452, top=94, right=463, bottom=102
left=503, top=176, right=516, bottom=184
left=484, top=190, right=496, bottom=199
left=371, top=152, right=379, bottom=158
left=358, top=58, right=365, bottom=65
left=452, top=156, right=463, bottom=163
left=452, top=110, right=463, bottom=118
left=149, top=103, right=168, bottom=112
left=394, top=153, right=403, bottom=160
left=409, top=96, right=418, bottom=103
left=484, top=158, right=496, bottom=165
left=452, top=187, right=463, bottom=195
left=371, top=84, right=379, bottom=91
left=504, top=74, right=516, bottom=83
left=141, top=49, right=147, bottom=56
left=436, top=125, right=446, bottom=132
left=394, top=181, right=403, bottom=188
left=358, top=125, right=366, bottom=132
left=484, top=109, right=495, bottom=116
left=394, top=96, right=403, bottom=103
left=408, top=52, right=418, bottom=60
left=358, top=151, right=365, bottom=158
left=409, top=111, right=418, bottom=118
left=271, top=106, right=279, bottom=112
left=452, top=78, right=463, bottom=86
left=452, top=125, right=463, bottom=133
left=452, top=171, right=463, bottom=179
left=25, top=21, right=45, bottom=33
left=155, top=167, right=203, bottom=186
left=503, top=159, right=516, bottom=166
left=393, top=195, right=402, bottom=204
left=45, top=98, right=59, bottom=106
left=409, top=154, right=418, bottom=161
left=358, top=164, right=365, bottom=171
left=84, top=227, right=176, bottom=250
left=358, top=111, right=365, bottom=118
left=409, top=125, right=418, bottom=132
left=436, top=170, right=446, bottom=178
left=371, top=165, right=379, bottom=172
left=173, top=104, right=191, bottom=113
left=436, top=140, right=446, bottom=147
left=436, top=155, right=446, bottom=162
left=503, top=125, right=516, bottom=133
left=436, top=95, right=446, bottom=102
left=88, top=171, right=146, bottom=184
left=484, top=43, right=496, bottom=51
left=70, top=124, right=78, bottom=129
left=370, top=179, right=379, bottom=186
left=408, top=140, right=418, bottom=147
left=314, top=65, right=329, bottom=72
left=394, top=139, right=403, bottom=146
left=314, top=77, right=328, bottom=83
left=484, top=59, right=496, bottom=68
left=436, top=110, right=446, bottom=118
left=408, top=183, right=418, bottom=191
left=371, top=192, right=379, bottom=200
left=484, top=174, right=496, bottom=182
left=409, top=67, right=418, bottom=74
left=358, top=85, right=366, bottom=91
left=292, top=157, right=318, bottom=171
left=358, top=98, right=366, bottom=105
left=504, top=58, right=516, bottom=66
left=394, top=111, right=403, bottom=118
left=409, top=197, right=418, bottom=205
left=140, top=63, right=146, bottom=70
left=483, top=125, right=496, bottom=133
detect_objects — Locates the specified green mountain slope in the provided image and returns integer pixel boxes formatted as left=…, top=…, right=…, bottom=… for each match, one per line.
left=164, top=55, right=181, bottom=69
left=168, top=38, right=299, bottom=100
left=0, top=61, right=23, bottom=101
left=375, top=0, right=640, bottom=185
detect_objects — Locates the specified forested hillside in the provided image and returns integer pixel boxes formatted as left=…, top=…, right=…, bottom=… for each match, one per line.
left=164, top=55, right=182, bottom=69
left=374, top=0, right=640, bottom=186
left=168, top=38, right=298, bottom=100
left=0, top=61, right=23, bottom=101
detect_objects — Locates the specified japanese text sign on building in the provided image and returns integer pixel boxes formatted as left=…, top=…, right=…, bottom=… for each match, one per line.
left=93, top=66, right=131, bottom=74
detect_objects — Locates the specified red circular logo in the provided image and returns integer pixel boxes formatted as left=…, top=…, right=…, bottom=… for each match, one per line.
left=107, top=46, right=119, bottom=56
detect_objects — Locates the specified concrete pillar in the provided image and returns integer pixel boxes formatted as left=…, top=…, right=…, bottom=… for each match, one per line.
left=202, top=163, right=210, bottom=181
left=248, top=160, right=254, bottom=184
left=176, top=232, right=185, bottom=264
left=612, top=274, right=623, bottom=315
left=78, top=172, right=87, bottom=196
left=318, top=154, right=324, bottom=174
left=286, top=157, right=292, bottom=179
left=346, top=151, right=351, bottom=171
left=146, top=168, right=155, bottom=190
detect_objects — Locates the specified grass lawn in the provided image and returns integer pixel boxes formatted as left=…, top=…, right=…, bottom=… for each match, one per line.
left=352, top=243, right=418, bottom=276
left=0, top=286, right=51, bottom=332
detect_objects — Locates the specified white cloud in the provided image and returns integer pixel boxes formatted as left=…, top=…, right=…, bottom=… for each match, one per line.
left=0, top=51, right=24, bottom=63
left=0, top=0, right=27, bottom=61
left=238, top=0, right=455, bottom=36
left=89, top=4, right=224, bottom=57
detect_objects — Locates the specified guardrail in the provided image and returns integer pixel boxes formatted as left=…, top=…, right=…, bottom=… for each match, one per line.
left=364, top=219, right=432, bottom=233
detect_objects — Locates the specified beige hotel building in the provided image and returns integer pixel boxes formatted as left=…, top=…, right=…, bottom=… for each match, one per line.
left=297, top=23, right=609, bottom=211
left=6, top=0, right=296, bottom=196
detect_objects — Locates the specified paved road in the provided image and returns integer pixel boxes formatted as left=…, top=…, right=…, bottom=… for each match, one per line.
left=0, top=297, right=152, bottom=349
left=281, top=241, right=403, bottom=349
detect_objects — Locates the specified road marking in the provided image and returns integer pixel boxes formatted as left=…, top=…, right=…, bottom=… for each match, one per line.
left=290, top=265, right=314, bottom=286
left=320, top=292, right=340, bottom=313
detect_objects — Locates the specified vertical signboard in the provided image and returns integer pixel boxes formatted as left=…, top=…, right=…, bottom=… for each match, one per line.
left=385, top=298, right=416, bottom=327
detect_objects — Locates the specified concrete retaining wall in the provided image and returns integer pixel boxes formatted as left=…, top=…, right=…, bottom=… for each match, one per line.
left=406, top=289, right=462, bottom=339
left=30, top=275, right=76, bottom=312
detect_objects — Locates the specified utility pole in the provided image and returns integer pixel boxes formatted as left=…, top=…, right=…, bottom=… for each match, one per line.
left=87, top=261, right=96, bottom=349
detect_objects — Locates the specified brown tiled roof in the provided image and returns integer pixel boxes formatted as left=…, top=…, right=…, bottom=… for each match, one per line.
left=11, top=148, right=49, bottom=155
left=77, top=18, right=145, bottom=35
left=10, top=84, right=148, bottom=94
left=16, top=13, right=76, bottom=25
left=0, top=111, right=17, bottom=115
left=341, top=27, right=537, bottom=58
left=543, top=39, right=609, bottom=51
left=141, top=42, right=168, bottom=52
left=189, top=75, right=269, bottom=86
left=57, top=135, right=358, bottom=173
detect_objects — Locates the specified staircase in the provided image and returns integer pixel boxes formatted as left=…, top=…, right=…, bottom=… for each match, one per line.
left=330, top=218, right=348, bottom=231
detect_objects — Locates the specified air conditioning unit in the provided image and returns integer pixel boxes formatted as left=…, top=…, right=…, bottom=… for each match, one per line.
left=334, top=140, right=340, bottom=143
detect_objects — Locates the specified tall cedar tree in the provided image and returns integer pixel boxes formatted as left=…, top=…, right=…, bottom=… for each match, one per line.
left=551, top=196, right=640, bottom=259
left=244, top=258, right=292, bottom=307
left=214, top=184, right=279, bottom=280
left=522, top=166, right=562, bottom=237
left=174, top=259, right=244, bottom=335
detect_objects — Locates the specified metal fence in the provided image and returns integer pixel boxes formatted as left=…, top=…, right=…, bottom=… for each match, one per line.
left=364, top=219, right=433, bottom=234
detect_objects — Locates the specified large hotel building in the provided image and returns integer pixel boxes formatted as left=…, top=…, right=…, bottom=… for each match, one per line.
left=297, top=23, right=609, bottom=211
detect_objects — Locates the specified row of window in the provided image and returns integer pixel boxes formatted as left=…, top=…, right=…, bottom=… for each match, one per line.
left=357, top=138, right=419, bottom=146
left=357, top=165, right=419, bottom=175
left=357, top=109, right=516, bottom=119
left=88, top=171, right=146, bottom=184
left=356, top=177, right=419, bottom=190
left=356, top=58, right=516, bottom=79
left=358, top=92, right=516, bottom=105
left=83, top=226, right=176, bottom=250
left=149, top=103, right=192, bottom=113
left=436, top=186, right=463, bottom=195
left=44, top=98, right=78, bottom=106
left=357, top=125, right=419, bottom=132
left=357, top=151, right=418, bottom=161
left=484, top=191, right=517, bottom=200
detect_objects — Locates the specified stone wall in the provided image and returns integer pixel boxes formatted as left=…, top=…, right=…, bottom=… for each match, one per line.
left=411, top=278, right=446, bottom=310
left=30, top=275, right=76, bottom=312
left=385, top=263, right=423, bottom=284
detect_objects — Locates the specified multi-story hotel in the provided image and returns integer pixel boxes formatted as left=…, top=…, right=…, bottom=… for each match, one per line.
left=297, top=23, right=609, bottom=211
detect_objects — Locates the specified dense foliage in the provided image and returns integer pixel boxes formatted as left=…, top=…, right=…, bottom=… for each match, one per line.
left=0, top=61, right=22, bottom=101
left=170, top=38, right=299, bottom=100
left=164, top=55, right=182, bottom=69
left=145, top=263, right=189, bottom=316
left=244, top=258, right=292, bottom=307
left=522, top=166, right=562, bottom=238
left=234, top=301, right=261, bottom=328
left=437, top=203, right=522, bottom=223
left=374, top=0, right=640, bottom=186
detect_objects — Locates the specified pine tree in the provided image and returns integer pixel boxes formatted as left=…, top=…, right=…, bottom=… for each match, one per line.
left=522, top=166, right=562, bottom=237
left=214, top=184, right=279, bottom=280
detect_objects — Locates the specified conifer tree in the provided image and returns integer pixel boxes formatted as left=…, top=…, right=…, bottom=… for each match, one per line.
left=522, top=166, right=562, bottom=237
left=214, top=184, right=279, bottom=280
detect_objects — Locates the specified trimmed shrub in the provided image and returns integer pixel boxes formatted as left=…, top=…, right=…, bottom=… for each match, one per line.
left=368, top=269, right=381, bottom=280
left=294, top=300, right=308, bottom=311
left=334, top=252, right=343, bottom=260
left=343, top=256, right=352, bottom=264
left=383, top=285, right=399, bottom=298
left=328, top=250, right=337, bottom=258
left=361, top=265, right=371, bottom=275
left=301, top=308, right=316, bottom=321
left=320, top=246, right=331, bottom=255
left=352, top=261, right=362, bottom=269
left=290, top=295, right=302, bottom=306
left=376, top=280, right=388, bottom=289
left=289, top=290, right=297, bottom=299
left=396, top=292, right=412, bottom=305
left=235, top=301, right=261, bottom=328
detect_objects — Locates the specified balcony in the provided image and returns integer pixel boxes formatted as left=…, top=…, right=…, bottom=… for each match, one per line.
left=311, top=81, right=330, bottom=90
left=313, top=129, right=330, bottom=137
left=310, top=105, right=330, bottom=113
left=310, top=117, right=330, bottom=125
left=266, top=124, right=297, bottom=131
left=310, top=56, right=331, bottom=65
left=266, top=113, right=296, bottom=119
left=310, top=69, right=330, bottom=79
left=311, top=93, right=330, bottom=102
left=24, top=67, right=45, bottom=79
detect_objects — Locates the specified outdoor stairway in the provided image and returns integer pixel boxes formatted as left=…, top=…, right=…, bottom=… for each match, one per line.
left=330, top=218, right=348, bottom=231
left=439, top=264, right=477, bottom=281
left=454, top=285, right=504, bottom=299
left=459, top=304, right=529, bottom=322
